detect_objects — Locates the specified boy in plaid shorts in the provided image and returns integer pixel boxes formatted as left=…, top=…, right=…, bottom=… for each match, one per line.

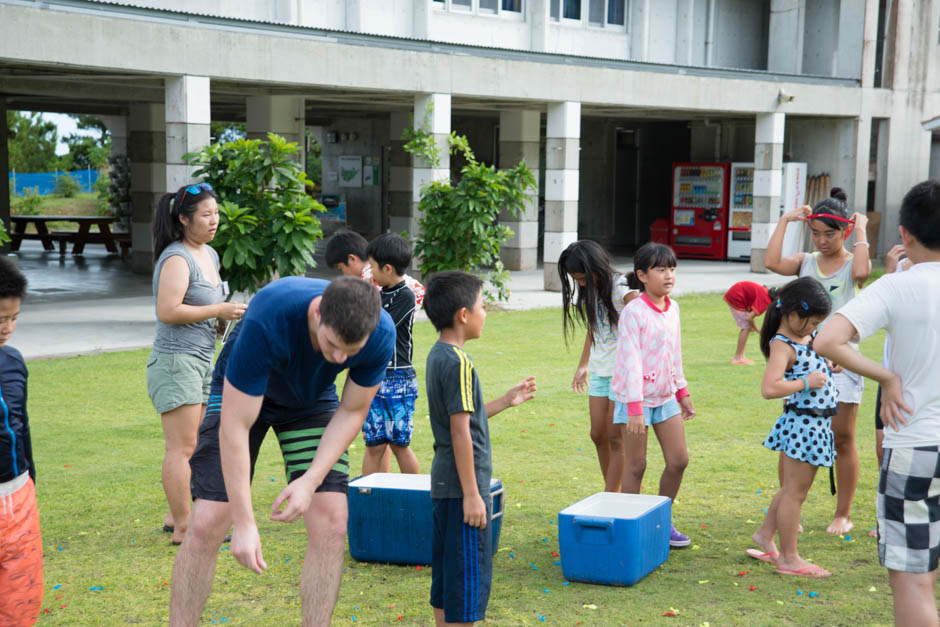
left=816, top=180, right=940, bottom=626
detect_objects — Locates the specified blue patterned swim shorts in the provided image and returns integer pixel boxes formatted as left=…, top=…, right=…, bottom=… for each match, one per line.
left=363, top=368, right=418, bottom=447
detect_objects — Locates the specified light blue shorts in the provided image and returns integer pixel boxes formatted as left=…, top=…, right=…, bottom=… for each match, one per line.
left=588, top=373, right=617, bottom=400
left=613, top=398, right=681, bottom=427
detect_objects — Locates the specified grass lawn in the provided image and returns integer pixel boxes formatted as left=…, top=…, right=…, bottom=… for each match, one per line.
left=13, top=193, right=104, bottom=232
left=27, top=293, right=893, bottom=625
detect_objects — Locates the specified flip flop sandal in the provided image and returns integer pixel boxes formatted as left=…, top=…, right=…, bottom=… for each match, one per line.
left=775, top=565, right=832, bottom=578
left=746, top=548, right=779, bottom=564
left=163, top=525, right=174, bottom=533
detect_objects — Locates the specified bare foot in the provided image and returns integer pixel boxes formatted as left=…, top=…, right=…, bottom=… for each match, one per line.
left=775, top=554, right=831, bottom=577
left=751, top=531, right=778, bottom=557
left=868, top=528, right=878, bottom=538
left=826, top=516, right=853, bottom=535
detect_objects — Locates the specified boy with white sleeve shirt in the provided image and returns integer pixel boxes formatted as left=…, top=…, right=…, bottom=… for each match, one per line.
left=815, top=180, right=940, bottom=627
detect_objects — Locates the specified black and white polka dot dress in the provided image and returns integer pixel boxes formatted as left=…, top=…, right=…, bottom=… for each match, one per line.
left=762, top=333, right=838, bottom=467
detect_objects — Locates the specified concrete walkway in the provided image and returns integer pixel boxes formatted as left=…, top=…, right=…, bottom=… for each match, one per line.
left=12, top=243, right=790, bottom=361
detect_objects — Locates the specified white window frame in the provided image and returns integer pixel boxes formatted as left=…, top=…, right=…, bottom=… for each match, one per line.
left=551, top=0, right=627, bottom=31
left=432, top=0, right=525, bottom=20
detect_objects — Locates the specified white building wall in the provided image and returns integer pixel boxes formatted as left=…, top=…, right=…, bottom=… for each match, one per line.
left=431, top=11, right=531, bottom=49
left=356, top=0, right=415, bottom=36
left=711, top=0, right=767, bottom=70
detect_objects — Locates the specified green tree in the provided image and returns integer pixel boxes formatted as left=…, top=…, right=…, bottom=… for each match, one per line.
left=404, top=129, right=536, bottom=302
left=6, top=111, right=61, bottom=172
left=59, top=134, right=111, bottom=171
left=210, top=122, right=246, bottom=144
left=185, top=133, right=325, bottom=294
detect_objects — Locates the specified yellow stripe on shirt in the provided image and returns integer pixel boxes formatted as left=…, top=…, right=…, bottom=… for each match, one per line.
left=452, top=346, right=474, bottom=412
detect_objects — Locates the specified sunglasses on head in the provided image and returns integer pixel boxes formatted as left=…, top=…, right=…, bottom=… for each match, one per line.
left=177, top=182, right=214, bottom=206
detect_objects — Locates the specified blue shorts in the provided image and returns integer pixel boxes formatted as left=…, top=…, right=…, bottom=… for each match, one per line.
left=363, top=368, right=418, bottom=447
left=588, top=373, right=617, bottom=400
left=613, top=398, right=681, bottom=427
left=430, top=497, right=493, bottom=623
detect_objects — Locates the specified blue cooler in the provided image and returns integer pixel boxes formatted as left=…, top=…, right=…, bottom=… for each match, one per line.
left=558, top=492, right=670, bottom=586
left=347, top=473, right=504, bottom=565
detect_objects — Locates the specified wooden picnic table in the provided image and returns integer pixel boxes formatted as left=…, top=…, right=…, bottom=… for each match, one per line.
left=9, top=215, right=127, bottom=256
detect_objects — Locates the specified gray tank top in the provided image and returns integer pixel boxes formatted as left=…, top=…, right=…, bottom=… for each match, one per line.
left=152, top=241, right=224, bottom=361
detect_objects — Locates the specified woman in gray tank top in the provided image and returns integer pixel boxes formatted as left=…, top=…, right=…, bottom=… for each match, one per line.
left=764, top=187, right=871, bottom=538
left=147, top=182, right=246, bottom=545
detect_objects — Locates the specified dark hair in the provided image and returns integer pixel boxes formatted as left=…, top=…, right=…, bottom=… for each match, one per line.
left=807, top=188, right=850, bottom=232
left=899, top=180, right=940, bottom=250
left=424, top=271, right=483, bottom=332
left=325, top=230, right=369, bottom=268
left=366, top=233, right=412, bottom=276
left=625, top=242, right=678, bottom=290
left=759, top=277, right=831, bottom=359
left=558, top=240, right=620, bottom=345
left=0, top=257, right=27, bottom=300
left=319, top=276, right=381, bottom=343
left=152, top=183, right=217, bottom=260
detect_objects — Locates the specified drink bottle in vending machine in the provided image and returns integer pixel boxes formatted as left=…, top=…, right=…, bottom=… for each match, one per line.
left=669, top=162, right=729, bottom=260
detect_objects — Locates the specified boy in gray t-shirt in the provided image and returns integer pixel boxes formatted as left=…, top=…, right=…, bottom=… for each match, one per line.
left=423, top=271, right=536, bottom=625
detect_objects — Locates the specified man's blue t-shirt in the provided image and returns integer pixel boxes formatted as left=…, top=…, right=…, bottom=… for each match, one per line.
left=225, top=277, right=395, bottom=414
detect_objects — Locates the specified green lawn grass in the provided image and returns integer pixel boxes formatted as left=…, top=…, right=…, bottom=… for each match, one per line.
left=27, top=293, right=893, bottom=625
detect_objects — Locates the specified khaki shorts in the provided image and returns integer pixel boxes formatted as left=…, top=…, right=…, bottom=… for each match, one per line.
left=146, top=350, right=212, bottom=414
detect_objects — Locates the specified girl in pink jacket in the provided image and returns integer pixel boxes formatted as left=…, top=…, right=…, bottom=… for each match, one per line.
left=612, top=242, right=696, bottom=547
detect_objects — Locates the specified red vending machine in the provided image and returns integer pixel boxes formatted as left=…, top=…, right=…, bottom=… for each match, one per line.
left=669, top=162, right=730, bottom=260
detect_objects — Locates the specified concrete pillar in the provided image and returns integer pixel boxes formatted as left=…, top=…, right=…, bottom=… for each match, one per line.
left=128, top=102, right=166, bottom=273
left=750, top=112, right=785, bottom=272
left=499, top=111, right=540, bottom=270
left=530, top=0, right=549, bottom=52
left=166, top=76, right=210, bottom=193
left=543, top=101, right=580, bottom=291
left=394, top=93, right=450, bottom=244
left=674, top=0, right=695, bottom=66
left=0, top=98, right=9, bottom=253
left=859, top=0, right=879, bottom=87
left=100, top=115, right=128, bottom=160
left=767, top=0, right=805, bottom=74
left=388, top=111, right=413, bottom=235
left=413, top=0, right=431, bottom=39
left=630, top=0, right=650, bottom=62
left=850, top=116, right=872, bottom=215
left=247, top=95, right=306, bottom=169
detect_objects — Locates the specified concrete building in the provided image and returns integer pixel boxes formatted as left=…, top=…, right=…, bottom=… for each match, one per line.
left=1, top=0, right=938, bottom=288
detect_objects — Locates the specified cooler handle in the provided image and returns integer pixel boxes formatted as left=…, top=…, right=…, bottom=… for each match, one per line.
left=573, top=516, right=614, bottom=528
left=490, top=487, right=505, bottom=520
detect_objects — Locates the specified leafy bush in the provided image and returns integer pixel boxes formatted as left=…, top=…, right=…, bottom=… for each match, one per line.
left=53, top=173, right=81, bottom=198
left=94, top=172, right=111, bottom=215
left=13, top=187, right=43, bottom=216
left=405, top=132, right=536, bottom=302
left=185, top=133, right=325, bottom=294
left=0, top=220, right=9, bottom=246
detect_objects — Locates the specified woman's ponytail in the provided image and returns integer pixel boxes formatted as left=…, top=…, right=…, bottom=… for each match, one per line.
left=152, top=192, right=180, bottom=260
left=759, top=287, right=782, bottom=359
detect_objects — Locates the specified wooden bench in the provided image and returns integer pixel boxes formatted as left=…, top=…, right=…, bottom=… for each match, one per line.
left=11, top=215, right=122, bottom=256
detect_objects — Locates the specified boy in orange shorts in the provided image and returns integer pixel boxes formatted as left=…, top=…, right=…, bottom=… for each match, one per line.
left=0, top=257, right=42, bottom=626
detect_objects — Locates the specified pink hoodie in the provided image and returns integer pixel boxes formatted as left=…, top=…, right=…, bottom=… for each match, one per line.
left=612, top=293, right=689, bottom=415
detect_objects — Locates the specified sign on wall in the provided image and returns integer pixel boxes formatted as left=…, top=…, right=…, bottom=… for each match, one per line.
left=338, top=155, right=363, bottom=188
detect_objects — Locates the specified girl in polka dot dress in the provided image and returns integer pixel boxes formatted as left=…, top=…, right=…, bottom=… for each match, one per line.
left=748, top=277, right=838, bottom=578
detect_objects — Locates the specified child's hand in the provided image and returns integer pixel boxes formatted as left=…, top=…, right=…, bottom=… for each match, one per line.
left=463, top=494, right=487, bottom=529
left=572, top=367, right=589, bottom=394
left=827, top=359, right=843, bottom=374
left=880, top=374, right=912, bottom=432
left=806, top=371, right=828, bottom=389
left=885, top=244, right=906, bottom=273
left=505, top=376, right=537, bottom=407
left=784, top=205, right=812, bottom=223
left=679, top=396, right=696, bottom=420
left=626, top=414, right=645, bottom=436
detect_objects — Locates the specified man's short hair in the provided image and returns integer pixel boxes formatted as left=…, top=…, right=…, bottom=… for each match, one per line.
left=320, top=276, right=381, bottom=343
left=424, top=271, right=483, bottom=332
left=0, top=257, right=27, bottom=300
left=366, top=234, right=412, bottom=276
left=325, top=230, right=369, bottom=268
left=900, top=180, right=940, bottom=251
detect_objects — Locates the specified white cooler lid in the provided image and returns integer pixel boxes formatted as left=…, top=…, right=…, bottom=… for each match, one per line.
left=559, top=492, right=669, bottom=519
left=348, top=473, right=501, bottom=491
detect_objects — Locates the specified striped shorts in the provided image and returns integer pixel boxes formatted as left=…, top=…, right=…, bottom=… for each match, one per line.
left=430, top=497, right=493, bottom=623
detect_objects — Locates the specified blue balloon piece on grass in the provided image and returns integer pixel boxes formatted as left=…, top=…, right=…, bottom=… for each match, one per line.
left=53, top=585, right=62, bottom=590
left=562, top=581, right=570, bottom=586
left=808, top=592, right=819, bottom=598
left=554, top=561, right=561, bottom=566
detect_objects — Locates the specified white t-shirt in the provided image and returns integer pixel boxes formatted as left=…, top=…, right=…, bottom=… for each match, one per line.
left=837, top=262, right=940, bottom=449
left=588, top=274, right=634, bottom=377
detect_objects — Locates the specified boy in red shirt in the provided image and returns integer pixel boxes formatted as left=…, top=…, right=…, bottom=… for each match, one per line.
left=723, top=281, right=771, bottom=365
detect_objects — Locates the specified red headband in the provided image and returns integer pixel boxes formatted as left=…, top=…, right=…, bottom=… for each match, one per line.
left=803, top=213, right=855, bottom=238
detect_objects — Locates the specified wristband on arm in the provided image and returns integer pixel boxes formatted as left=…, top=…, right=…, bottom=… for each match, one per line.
left=800, top=376, right=809, bottom=392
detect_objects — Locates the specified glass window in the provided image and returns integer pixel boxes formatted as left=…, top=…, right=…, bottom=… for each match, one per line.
left=480, top=0, right=498, bottom=12
left=502, top=0, right=522, bottom=11
left=608, top=0, right=625, bottom=25
left=589, top=0, right=604, bottom=24
left=563, top=0, right=581, bottom=19
left=452, top=0, right=472, bottom=9
left=550, top=0, right=559, bottom=18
